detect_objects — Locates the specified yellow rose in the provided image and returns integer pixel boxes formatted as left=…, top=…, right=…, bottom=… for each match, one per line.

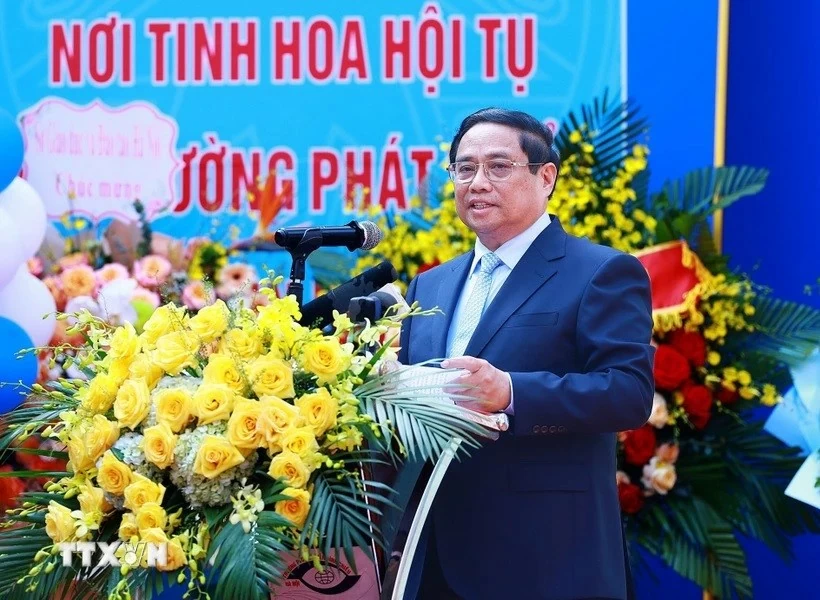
left=300, top=338, right=350, bottom=384
left=193, top=435, right=245, bottom=479
left=275, top=487, right=311, bottom=528
left=219, top=328, right=263, bottom=361
left=80, top=373, right=118, bottom=414
left=45, top=501, right=75, bottom=543
left=154, top=387, right=194, bottom=432
left=66, top=414, right=119, bottom=473
left=203, top=353, right=248, bottom=395
left=226, top=398, right=265, bottom=451
left=78, top=484, right=110, bottom=515
left=67, top=435, right=93, bottom=473
left=135, top=502, right=167, bottom=533
left=129, top=354, right=165, bottom=389
left=193, top=383, right=235, bottom=425
left=97, top=450, right=133, bottom=495
left=114, top=378, right=151, bottom=430
left=141, top=304, right=188, bottom=350
left=280, top=426, right=319, bottom=461
left=118, top=511, right=139, bottom=542
left=138, top=527, right=184, bottom=571
left=108, top=322, right=140, bottom=361
left=153, top=330, right=200, bottom=375
left=249, top=355, right=295, bottom=398
left=123, top=473, right=166, bottom=512
left=88, top=413, right=120, bottom=458
left=135, top=527, right=170, bottom=568
left=162, top=536, right=187, bottom=572
left=257, top=396, right=303, bottom=452
left=189, top=299, right=229, bottom=343
left=142, top=423, right=177, bottom=469
left=106, top=356, right=133, bottom=385
left=268, top=451, right=311, bottom=488
left=295, top=388, right=338, bottom=437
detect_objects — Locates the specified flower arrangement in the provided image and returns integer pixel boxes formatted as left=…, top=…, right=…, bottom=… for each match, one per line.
left=0, top=272, right=489, bottom=599
left=350, top=93, right=820, bottom=598
left=30, top=201, right=264, bottom=385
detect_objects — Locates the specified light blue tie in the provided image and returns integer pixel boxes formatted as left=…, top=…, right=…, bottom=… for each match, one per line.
left=449, top=252, right=502, bottom=357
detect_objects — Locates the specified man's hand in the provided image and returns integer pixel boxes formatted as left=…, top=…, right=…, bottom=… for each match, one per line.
left=441, top=356, right=511, bottom=414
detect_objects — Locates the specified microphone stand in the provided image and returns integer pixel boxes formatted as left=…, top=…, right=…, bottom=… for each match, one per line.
left=285, top=229, right=324, bottom=308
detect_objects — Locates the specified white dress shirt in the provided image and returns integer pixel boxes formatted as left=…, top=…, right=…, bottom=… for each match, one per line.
left=446, top=211, right=552, bottom=414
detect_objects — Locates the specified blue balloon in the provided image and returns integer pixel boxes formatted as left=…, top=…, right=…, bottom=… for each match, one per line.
left=0, top=108, right=24, bottom=192
left=0, top=316, right=37, bottom=413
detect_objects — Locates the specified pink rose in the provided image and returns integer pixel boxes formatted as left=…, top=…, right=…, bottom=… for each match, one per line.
left=641, top=456, right=677, bottom=495
left=216, top=263, right=259, bottom=299
left=133, top=255, right=173, bottom=287
left=181, top=280, right=215, bottom=310
left=95, top=263, right=130, bottom=286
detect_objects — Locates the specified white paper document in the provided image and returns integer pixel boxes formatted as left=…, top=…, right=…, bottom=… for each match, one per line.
left=392, top=364, right=510, bottom=433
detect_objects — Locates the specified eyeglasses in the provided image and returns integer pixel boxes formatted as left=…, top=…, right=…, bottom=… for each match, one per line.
left=447, top=159, right=545, bottom=183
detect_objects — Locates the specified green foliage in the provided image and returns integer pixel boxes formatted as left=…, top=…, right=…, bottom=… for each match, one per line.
left=207, top=513, right=292, bottom=600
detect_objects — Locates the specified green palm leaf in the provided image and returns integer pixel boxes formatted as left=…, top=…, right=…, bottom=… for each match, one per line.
left=207, top=512, right=292, bottom=600
left=747, top=297, right=820, bottom=366
left=653, top=166, right=769, bottom=241
left=675, top=416, right=820, bottom=565
left=355, top=367, right=488, bottom=462
left=300, top=466, right=396, bottom=572
left=661, top=166, right=768, bottom=215
left=0, top=526, right=61, bottom=597
left=0, top=395, right=76, bottom=457
left=556, top=90, right=650, bottom=180
left=639, top=498, right=753, bottom=599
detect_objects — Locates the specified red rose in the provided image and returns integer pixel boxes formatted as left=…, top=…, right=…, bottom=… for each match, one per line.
left=682, top=383, right=714, bottom=429
left=653, top=345, right=691, bottom=391
left=0, top=466, right=25, bottom=511
left=716, top=385, right=739, bottom=405
left=667, top=329, right=707, bottom=367
left=622, top=426, right=657, bottom=466
left=618, top=481, right=644, bottom=514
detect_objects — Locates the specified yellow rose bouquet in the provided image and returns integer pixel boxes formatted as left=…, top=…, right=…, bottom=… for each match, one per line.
left=0, top=275, right=488, bottom=600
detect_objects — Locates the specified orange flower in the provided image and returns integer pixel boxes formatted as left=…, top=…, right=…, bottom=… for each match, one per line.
left=60, top=265, right=97, bottom=298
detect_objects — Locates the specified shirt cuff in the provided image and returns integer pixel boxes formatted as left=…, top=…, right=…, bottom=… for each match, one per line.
left=503, top=371, right=514, bottom=415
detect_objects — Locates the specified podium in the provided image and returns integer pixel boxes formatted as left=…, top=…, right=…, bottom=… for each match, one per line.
left=268, top=364, right=509, bottom=600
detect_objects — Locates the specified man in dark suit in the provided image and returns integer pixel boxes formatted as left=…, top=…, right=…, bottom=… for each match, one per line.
left=397, top=108, right=655, bottom=599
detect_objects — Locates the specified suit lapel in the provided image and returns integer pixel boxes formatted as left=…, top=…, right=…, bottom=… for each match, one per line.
left=431, top=251, right=474, bottom=359
left=464, top=218, right=568, bottom=358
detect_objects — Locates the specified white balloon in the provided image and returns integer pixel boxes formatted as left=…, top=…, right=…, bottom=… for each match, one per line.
left=0, top=176, right=47, bottom=260
left=0, top=210, right=25, bottom=287
left=0, top=265, right=56, bottom=346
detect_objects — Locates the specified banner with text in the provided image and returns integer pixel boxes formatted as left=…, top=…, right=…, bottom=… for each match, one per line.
left=0, top=0, right=623, bottom=285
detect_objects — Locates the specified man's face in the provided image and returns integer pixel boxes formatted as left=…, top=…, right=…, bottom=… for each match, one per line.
left=453, top=123, right=556, bottom=251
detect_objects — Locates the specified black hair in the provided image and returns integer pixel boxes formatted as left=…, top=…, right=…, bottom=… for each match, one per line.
left=449, top=107, right=561, bottom=176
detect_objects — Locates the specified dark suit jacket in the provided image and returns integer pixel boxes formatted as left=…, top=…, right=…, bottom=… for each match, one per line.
left=397, top=218, right=655, bottom=599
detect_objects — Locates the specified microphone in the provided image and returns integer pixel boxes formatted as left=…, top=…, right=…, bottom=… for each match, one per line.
left=348, top=283, right=409, bottom=323
left=274, top=220, right=383, bottom=252
left=299, top=260, right=399, bottom=329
